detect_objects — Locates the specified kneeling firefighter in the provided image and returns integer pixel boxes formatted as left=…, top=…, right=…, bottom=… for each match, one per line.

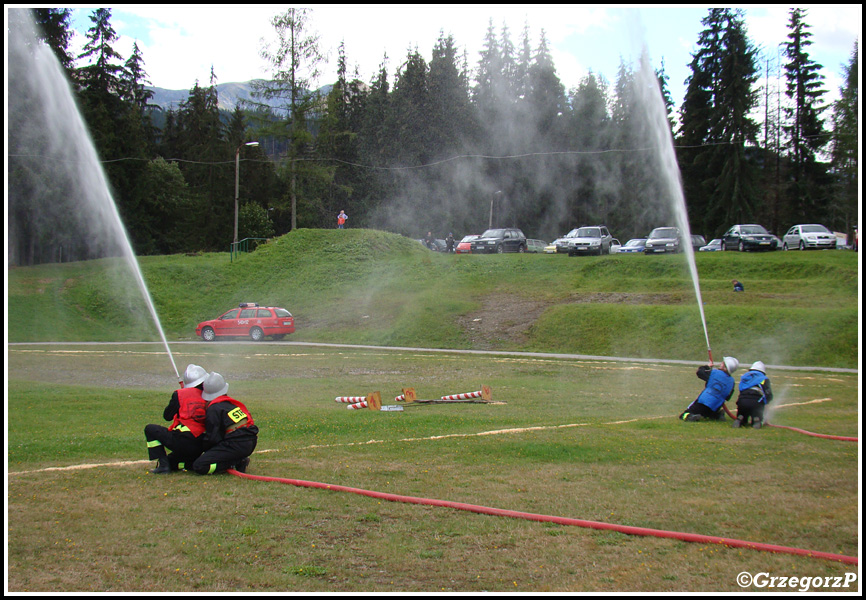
left=192, top=372, right=258, bottom=475
left=144, top=364, right=208, bottom=473
left=679, top=356, right=739, bottom=422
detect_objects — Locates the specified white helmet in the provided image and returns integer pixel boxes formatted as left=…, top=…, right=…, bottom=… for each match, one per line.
left=723, top=356, right=739, bottom=375
left=751, top=361, right=766, bottom=373
left=183, top=364, right=207, bottom=388
left=202, top=372, right=229, bottom=401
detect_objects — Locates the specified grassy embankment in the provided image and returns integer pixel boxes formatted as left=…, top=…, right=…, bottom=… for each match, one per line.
left=6, top=227, right=860, bottom=367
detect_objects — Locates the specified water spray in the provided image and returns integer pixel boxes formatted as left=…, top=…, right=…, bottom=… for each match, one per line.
left=10, top=10, right=180, bottom=384
left=635, top=52, right=714, bottom=368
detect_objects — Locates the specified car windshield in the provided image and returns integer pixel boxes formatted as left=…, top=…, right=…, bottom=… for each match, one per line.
left=740, top=225, right=769, bottom=235
left=460, top=235, right=478, bottom=242
left=480, top=229, right=505, bottom=238
left=274, top=308, right=292, bottom=318
left=625, top=239, right=645, bottom=247
left=801, top=225, right=830, bottom=233
left=576, top=227, right=601, bottom=237
left=649, top=228, right=677, bottom=239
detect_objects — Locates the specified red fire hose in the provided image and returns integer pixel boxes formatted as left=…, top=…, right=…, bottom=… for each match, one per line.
left=229, top=470, right=857, bottom=565
left=766, top=423, right=858, bottom=442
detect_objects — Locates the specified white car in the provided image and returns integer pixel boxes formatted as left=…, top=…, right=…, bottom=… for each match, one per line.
left=699, top=238, right=722, bottom=251
left=608, top=239, right=622, bottom=253
left=782, top=224, right=837, bottom=251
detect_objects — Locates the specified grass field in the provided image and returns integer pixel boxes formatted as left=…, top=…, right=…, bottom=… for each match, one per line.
left=6, top=229, right=861, bottom=592
left=6, top=343, right=860, bottom=592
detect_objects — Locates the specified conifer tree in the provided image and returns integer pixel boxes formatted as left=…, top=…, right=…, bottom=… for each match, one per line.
left=783, top=8, right=829, bottom=222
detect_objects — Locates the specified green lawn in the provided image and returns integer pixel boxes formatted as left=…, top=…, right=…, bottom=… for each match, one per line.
left=6, top=344, right=859, bottom=592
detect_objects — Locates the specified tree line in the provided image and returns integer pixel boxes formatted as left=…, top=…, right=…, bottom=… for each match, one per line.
left=8, top=8, right=858, bottom=264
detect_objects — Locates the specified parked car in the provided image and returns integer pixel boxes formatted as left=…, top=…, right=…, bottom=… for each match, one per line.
left=618, top=238, right=647, bottom=254
left=644, top=227, right=682, bottom=254
left=699, top=238, right=723, bottom=251
left=690, top=235, right=707, bottom=251
left=608, top=239, right=622, bottom=253
left=553, top=229, right=580, bottom=253
left=544, top=242, right=558, bottom=253
left=418, top=238, right=447, bottom=251
left=782, top=224, right=837, bottom=251
left=470, top=228, right=527, bottom=253
left=196, top=302, right=295, bottom=342
left=526, top=239, right=547, bottom=253
left=567, top=225, right=615, bottom=256
left=721, top=224, right=779, bottom=251
left=455, top=234, right=479, bottom=254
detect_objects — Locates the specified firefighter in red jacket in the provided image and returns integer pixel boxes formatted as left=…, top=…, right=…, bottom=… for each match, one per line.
left=145, top=364, right=208, bottom=474
left=192, top=372, right=259, bottom=475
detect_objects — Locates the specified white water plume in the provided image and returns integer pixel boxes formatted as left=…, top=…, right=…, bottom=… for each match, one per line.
left=8, top=9, right=180, bottom=380
left=632, top=51, right=713, bottom=363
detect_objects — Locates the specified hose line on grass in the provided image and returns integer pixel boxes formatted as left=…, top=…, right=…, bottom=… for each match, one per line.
left=766, top=423, right=858, bottom=442
left=228, top=470, right=857, bottom=565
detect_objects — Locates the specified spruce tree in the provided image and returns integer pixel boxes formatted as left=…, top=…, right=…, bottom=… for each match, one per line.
left=783, top=8, right=829, bottom=222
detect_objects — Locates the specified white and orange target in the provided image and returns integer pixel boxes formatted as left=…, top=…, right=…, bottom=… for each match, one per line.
left=441, top=385, right=491, bottom=402
left=335, top=396, right=367, bottom=403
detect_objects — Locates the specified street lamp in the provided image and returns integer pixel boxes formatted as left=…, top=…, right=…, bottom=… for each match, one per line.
left=235, top=141, right=259, bottom=245
left=490, top=190, right=502, bottom=229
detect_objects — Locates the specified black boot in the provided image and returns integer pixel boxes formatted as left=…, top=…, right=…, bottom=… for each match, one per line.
left=150, top=456, right=171, bottom=474
left=234, top=457, right=250, bottom=473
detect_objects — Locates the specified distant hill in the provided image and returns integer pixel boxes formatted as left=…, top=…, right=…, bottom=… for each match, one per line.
left=147, top=80, right=334, bottom=113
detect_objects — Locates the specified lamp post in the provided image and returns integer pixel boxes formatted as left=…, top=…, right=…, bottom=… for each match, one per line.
left=490, top=190, right=502, bottom=229
left=235, top=141, right=259, bottom=245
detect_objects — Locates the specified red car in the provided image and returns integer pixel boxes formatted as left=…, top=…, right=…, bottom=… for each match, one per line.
left=196, top=303, right=295, bottom=341
left=456, top=234, right=479, bottom=254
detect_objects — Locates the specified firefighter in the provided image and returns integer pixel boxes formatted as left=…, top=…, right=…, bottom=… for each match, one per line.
left=192, top=372, right=258, bottom=475
left=144, top=364, right=208, bottom=474
left=679, top=356, right=739, bottom=422
left=733, top=361, right=774, bottom=429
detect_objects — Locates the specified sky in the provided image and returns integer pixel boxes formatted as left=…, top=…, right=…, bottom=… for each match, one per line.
left=58, top=5, right=860, bottom=113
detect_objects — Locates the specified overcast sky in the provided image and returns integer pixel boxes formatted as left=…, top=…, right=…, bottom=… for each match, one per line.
left=60, top=5, right=860, bottom=110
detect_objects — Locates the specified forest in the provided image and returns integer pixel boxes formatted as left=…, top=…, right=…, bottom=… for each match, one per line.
left=7, top=8, right=859, bottom=264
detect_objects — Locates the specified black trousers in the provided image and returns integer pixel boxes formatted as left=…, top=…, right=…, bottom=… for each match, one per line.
left=144, top=424, right=204, bottom=470
left=736, top=395, right=766, bottom=423
left=680, top=399, right=726, bottom=420
left=192, top=434, right=257, bottom=475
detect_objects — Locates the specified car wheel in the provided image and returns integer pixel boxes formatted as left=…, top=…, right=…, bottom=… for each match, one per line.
left=249, top=327, right=264, bottom=342
left=738, top=241, right=745, bottom=252
left=799, top=241, right=805, bottom=251
left=201, top=327, right=215, bottom=342
left=518, top=244, right=526, bottom=253
left=496, top=245, right=504, bottom=254
left=783, top=242, right=789, bottom=251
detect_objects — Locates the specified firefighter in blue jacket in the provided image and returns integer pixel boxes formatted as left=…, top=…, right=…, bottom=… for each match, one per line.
left=732, top=361, right=774, bottom=429
left=679, top=356, right=739, bottom=421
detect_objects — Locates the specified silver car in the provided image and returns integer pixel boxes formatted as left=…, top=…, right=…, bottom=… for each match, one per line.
left=644, top=227, right=681, bottom=254
left=782, top=224, right=837, bottom=250
left=553, top=229, right=580, bottom=253
left=566, top=225, right=614, bottom=256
